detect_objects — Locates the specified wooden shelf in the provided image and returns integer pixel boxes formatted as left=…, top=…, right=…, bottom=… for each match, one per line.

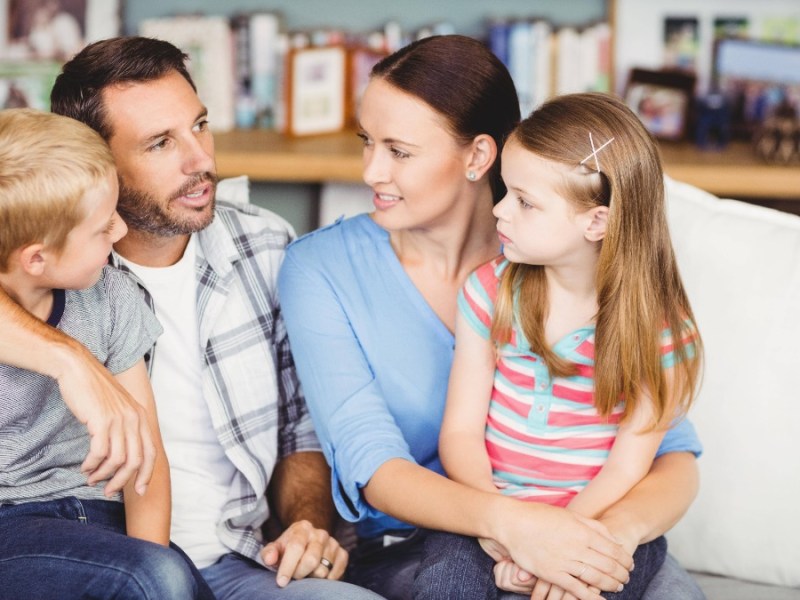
left=215, top=129, right=800, bottom=200
left=658, top=142, right=800, bottom=201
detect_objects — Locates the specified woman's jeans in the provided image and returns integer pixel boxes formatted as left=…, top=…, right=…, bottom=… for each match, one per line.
left=345, top=527, right=704, bottom=600
left=413, top=531, right=668, bottom=599
left=0, top=497, right=215, bottom=600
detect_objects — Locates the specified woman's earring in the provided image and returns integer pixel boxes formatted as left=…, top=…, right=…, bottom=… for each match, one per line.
left=467, top=171, right=477, bottom=181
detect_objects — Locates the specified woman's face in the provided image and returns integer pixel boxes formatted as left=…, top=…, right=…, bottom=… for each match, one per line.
left=358, top=78, right=474, bottom=232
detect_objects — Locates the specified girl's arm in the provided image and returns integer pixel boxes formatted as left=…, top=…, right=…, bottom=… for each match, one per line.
left=438, top=310, right=499, bottom=494
left=567, top=389, right=666, bottom=519
left=598, top=451, right=699, bottom=554
left=114, top=359, right=171, bottom=546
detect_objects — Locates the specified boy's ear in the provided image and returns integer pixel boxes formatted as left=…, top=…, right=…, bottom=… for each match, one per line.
left=584, top=206, right=609, bottom=242
left=465, top=134, right=498, bottom=180
left=17, top=243, right=48, bottom=276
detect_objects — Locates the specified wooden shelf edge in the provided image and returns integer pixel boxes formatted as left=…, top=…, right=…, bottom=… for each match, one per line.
left=213, top=130, right=800, bottom=199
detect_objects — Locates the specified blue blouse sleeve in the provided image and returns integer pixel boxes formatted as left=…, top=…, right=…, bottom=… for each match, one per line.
left=656, top=417, right=702, bottom=458
left=278, top=240, right=417, bottom=522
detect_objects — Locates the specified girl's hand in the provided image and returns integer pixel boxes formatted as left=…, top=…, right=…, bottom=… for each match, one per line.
left=493, top=558, right=537, bottom=594
left=478, top=537, right=510, bottom=562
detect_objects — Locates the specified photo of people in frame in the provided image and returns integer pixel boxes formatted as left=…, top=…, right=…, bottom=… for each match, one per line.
left=7, top=0, right=85, bottom=60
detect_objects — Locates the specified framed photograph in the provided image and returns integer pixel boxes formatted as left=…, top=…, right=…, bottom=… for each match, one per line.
left=1, top=0, right=120, bottom=60
left=713, top=38, right=800, bottom=139
left=0, top=59, right=60, bottom=109
left=663, top=16, right=699, bottom=72
left=347, top=46, right=386, bottom=126
left=286, top=45, right=347, bottom=136
left=625, top=68, right=696, bottom=141
left=139, top=15, right=236, bottom=132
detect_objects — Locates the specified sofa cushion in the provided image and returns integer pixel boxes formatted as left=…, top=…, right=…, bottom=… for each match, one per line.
left=664, top=177, right=800, bottom=587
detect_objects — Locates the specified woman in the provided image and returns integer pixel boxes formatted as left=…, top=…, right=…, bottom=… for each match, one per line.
left=278, top=35, right=703, bottom=600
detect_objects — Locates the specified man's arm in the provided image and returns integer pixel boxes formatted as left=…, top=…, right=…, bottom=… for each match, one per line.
left=262, top=450, right=348, bottom=586
left=0, top=287, right=156, bottom=495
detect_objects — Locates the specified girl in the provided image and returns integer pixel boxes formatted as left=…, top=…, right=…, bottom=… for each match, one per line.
left=424, top=92, right=703, bottom=600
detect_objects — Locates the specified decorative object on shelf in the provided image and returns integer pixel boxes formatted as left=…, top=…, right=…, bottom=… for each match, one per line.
left=284, top=45, right=347, bottom=137
left=0, top=59, right=59, bottom=109
left=753, top=103, right=800, bottom=165
left=714, top=38, right=800, bottom=140
left=0, top=0, right=120, bottom=110
left=140, top=15, right=236, bottom=132
left=694, top=93, right=731, bottom=150
left=624, top=68, right=696, bottom=141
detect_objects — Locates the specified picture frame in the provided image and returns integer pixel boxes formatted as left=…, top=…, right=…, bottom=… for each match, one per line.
left=0, top=59, right=60, bottom=109
left=1, top=0, right=121, bottom=60
left=624, top=68, right=696, bottom=141
left=139, top=15, right=236, bottom=132
left=713, top=37, right=800, bottom=139
left=285, top=45, right=347, bottom=137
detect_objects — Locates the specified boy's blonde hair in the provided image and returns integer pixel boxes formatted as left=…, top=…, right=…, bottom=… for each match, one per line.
left=0, top=108, right=116, bottom=272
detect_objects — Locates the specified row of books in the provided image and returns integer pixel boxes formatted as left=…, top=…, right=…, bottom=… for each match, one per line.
left=138, top=13, right=612, bottom=135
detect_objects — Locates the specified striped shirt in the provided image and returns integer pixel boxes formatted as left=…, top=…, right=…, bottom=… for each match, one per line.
left=112, top=184, right=320, bottom=561
left=459, top=257, right=695, bottom=507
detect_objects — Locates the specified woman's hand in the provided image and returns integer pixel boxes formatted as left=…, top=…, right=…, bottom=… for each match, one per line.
left=489, top=498, right=632, bottom=600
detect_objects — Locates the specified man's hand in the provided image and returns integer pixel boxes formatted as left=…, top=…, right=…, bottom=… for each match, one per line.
left=260, top=520, right=348, bottom=587
left=56, top=342, right=156, bottom=496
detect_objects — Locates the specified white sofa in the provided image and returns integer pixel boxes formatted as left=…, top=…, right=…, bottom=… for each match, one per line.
left=664, top=178, right=800, bottom=599
left=294, top=177, right=800, bottom=598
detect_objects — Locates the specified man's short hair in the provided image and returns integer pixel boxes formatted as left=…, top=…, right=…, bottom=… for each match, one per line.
left=0, top=109, right=116, bottom=272
left=50, top=36, right=195, bottom=140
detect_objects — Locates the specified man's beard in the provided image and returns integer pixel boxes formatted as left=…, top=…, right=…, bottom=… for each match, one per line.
left=117, top=172, right=218, bottom=236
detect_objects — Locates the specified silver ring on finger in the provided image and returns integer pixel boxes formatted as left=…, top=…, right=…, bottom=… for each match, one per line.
left=320, top=557, right=334, bottom=570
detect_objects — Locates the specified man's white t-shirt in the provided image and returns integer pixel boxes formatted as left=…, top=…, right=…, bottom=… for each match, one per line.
left=120, top=235, right=235, bottom=569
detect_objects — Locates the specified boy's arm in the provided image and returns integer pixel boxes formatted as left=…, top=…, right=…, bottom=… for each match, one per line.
left=114, top=359, right=171, bottom=546
left=0, top=288, right=156, bottom=495
left=438, top=310, right=498, bottom=494
left=567, top=389, right=666, bottom=519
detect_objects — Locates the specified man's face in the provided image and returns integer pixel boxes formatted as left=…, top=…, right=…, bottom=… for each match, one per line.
left=102, top=70, right=217, bottom=237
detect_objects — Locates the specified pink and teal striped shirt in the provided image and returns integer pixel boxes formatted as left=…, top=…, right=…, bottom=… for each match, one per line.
left=458, top=257, right=695, bottom=507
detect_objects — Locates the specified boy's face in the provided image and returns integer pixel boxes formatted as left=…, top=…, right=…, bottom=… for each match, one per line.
left=102, top=70, right=217, bottom=238
left=47, top=171, right=126, bottom=289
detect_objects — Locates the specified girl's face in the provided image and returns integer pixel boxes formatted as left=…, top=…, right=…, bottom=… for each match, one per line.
left=494, top=139, right=598, bottom=268
left=358, top=78, right=474, bottom=232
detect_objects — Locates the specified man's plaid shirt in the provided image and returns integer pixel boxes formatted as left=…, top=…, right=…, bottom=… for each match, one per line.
left=112, top=186, right=320, bottom=561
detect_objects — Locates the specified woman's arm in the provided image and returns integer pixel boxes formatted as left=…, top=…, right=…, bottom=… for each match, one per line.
left=0, top=287, right=155, bottom=495
left=438, top=311, right=498, bottom=494
left=365, top=459, right=630, bottom=600
left=114, top=359, right=171, bottom=546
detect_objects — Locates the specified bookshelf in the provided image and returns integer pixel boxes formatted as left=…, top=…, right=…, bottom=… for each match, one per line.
left=215, top=129, right=800, bottom=203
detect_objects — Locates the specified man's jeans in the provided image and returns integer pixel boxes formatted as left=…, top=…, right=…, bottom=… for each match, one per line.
left=199, top=552, right=386, bottom=600
left=0, top=497, right=214, bottom=600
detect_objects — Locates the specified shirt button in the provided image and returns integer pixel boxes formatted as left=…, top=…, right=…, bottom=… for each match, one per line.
left=536, top=404, right=545, bottom=413
left=539, top=383, right=547, bottom=390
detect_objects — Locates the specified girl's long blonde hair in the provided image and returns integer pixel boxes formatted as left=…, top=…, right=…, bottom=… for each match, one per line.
left=491, top=93, right=701, bottom=427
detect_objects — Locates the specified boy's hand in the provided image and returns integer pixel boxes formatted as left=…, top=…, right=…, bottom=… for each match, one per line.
left=58, top=343, right=156, bottom=496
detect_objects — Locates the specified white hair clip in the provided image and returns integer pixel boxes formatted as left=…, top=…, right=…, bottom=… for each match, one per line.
left=579, top=132, right=615, bottom=172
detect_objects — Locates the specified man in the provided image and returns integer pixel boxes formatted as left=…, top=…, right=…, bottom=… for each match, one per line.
left=0, top=36, right=378, bottom=600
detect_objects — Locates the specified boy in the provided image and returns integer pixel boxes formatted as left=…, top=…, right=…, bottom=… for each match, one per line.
left=0, top=109, right=212, bottom=599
